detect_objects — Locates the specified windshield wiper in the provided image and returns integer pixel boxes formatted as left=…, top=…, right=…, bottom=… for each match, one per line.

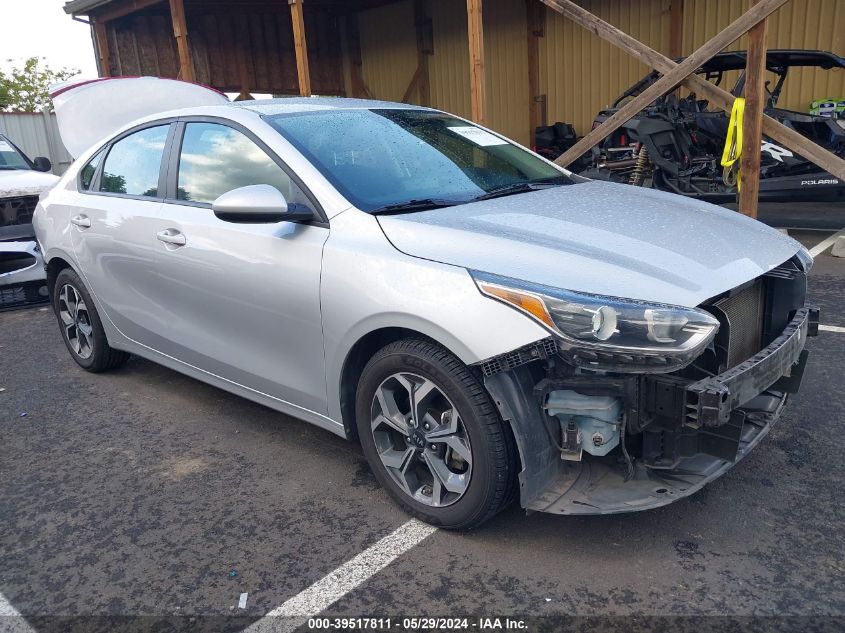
left=471, top=181, right=562, bottom=202
left=369, top=198, right=465, bottom=215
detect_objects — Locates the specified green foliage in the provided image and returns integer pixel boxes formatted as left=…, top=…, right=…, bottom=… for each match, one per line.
left=0, top=57, right=79, bottom=113
left=101, top=172, right=127, bottom=194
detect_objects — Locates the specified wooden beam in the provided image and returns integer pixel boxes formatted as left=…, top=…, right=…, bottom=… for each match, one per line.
left=540, top=0, right=845, bottom=182
left=168, top=0, right=194, bottom=82
left=738, top=0, right=769, bottom=218
left=553, top=0, right=787, bottom=169
left=289, top=0, right=312, bottom=96
left=345, top=14, right=365, bottom=98
left=526, top=0, right=544, bottom=146
left=669, top=0, right=683, bottom=58
left=92, top=0, right=165, bottom=24
left=92, top=17, right=112, bottom=77
left=235, top=16, right=253, bottom=101
left=401, top=66, right=425, bottom=103
left=413, top=0, right=431, bottom=105
left=466, top=0, right=487, bottom=126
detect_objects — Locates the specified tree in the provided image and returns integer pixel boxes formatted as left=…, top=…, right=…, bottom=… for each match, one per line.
left=0, top=57, right=79, bottom=113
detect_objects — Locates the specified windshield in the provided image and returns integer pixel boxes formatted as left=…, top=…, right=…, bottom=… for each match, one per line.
left=267, top=109, right=572, bottom=212
left=0, top=136, right=32, bottom=170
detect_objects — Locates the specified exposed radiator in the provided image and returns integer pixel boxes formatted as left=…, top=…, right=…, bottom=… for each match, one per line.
left=713, top=280, right=765, bottom=368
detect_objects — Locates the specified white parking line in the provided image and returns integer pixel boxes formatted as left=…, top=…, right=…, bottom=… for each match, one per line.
left=243, top=519, right=438, bottom=633
left=0, top=593, right=22, bottom=617
left=0, top=592, right=34, bottom=632
left=820, top=324, right=845, bottom=333
left=808, top=228, right=845, bottom=257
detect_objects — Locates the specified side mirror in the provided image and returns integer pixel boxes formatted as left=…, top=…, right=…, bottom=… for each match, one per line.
left=33, top=156, right=52, bottom=173
left=211, top=184, right=313, bottom=224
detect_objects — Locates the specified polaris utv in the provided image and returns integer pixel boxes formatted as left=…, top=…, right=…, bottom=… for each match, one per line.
left=575, top=50, right=845, bottom=203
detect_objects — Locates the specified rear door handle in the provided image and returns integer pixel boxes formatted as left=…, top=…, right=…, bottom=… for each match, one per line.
left=71, top=215, right=91, bottom=228
left=156, top=229, right=187, bottom=247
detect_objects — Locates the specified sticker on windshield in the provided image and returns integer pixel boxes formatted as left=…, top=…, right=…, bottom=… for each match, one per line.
left=447, top=126, right=508, bottom=147
left=0, top=140, right=13, bottom=152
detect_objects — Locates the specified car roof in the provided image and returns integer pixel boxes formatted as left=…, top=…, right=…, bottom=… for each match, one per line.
left=232, top=96, right=433, bottom=116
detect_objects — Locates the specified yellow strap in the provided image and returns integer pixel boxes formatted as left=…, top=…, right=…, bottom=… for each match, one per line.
left=722, top=98, right=745, bottom=191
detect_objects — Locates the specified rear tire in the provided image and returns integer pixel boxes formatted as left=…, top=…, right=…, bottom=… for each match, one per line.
left=356, top=339, right=516, bottom=530
left=53, top=268, right=129, bottom=372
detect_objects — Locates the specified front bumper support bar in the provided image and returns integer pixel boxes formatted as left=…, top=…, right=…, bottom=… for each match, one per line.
left=686, top=307, right=817, bottom=427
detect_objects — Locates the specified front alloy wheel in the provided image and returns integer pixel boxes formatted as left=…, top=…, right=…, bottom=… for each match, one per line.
left=356, top=339, right=516, bottom=530
left=371, top=372, right=472, bottom=508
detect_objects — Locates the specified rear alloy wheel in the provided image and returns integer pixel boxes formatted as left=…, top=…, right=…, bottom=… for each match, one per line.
left=58, top=283, right=94, bottom=360
left=53, top=268, right=130, bottom=372
left=356, top=339, right=516, bottom=530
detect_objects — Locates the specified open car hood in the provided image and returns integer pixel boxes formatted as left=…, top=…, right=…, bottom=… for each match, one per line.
left=50, top=77, right=229, bottom=157
left=377, top=181, right=802, bottom=308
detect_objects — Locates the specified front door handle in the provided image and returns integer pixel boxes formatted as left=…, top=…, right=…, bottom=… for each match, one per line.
left=156, top=229, right=187, bottom=247
left=71, top=215, right=91, bottom=228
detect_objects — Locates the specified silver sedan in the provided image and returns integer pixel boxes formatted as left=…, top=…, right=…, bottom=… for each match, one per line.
left=34, top=98, right=815, bottom=529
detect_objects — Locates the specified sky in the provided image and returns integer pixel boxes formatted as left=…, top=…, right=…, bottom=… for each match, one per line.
left=0, top=0, right=98, bottom=78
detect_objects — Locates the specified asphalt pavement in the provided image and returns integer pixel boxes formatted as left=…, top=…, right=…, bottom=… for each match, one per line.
left=1, top=233, right=843, bottom=633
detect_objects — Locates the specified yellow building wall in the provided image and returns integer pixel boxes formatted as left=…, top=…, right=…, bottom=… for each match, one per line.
left=539, top=0, right=670, bottom=135
left=683, top=0, right=845, bottom=113
left=357, top=0, right=418, bottom=103
left=352, top=0, right=844, bottom=142
left=355, top=0, right=531, bottom=145
left=428, top=0, right=472, bottom=119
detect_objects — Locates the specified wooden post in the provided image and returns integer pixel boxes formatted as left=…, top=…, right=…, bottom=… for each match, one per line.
left=552, top=0, right=787, bottom=169
left=345, top=13, right=366, bottom=98
left=92, top=17, right=112, bottom=77
left=526, top=0, right=544, bottom=146
left=414, top=0, right=431, bottom=105
left=466, top=0, right=487, bottom=126
left=738, top=0, right=769, bottom=219
left=289, top=0, right=312, bottom=97
left=401, top=67, right=425, bottom=103
left=669, top=0, right=684, bottom=58
left=168, top=0, right=194, bottom=82
left=539, top=0, right=845, bottom=181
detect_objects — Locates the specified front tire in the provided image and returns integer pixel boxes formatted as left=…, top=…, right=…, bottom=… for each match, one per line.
left=356, top=339, right=516, bottom=530
left=53, top=268, right=129, bottom=372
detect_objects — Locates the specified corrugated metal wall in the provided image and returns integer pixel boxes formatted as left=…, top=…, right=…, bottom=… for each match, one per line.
left=0, top=113, right=74, bottom=175
left=540, top=0, right=670, bottom=135
left=103, top=2, right=345, bottom=95
left=428, top=0, right=472, bottom=119
left=484, top=0, right=530, bottom=144
left=358, top=1, right=418, bottom=102
left=683, top=0, right=845, bottom=114
left=356, top=0, right=531, bottom=145
left=353, top=0, right=844, bottom=142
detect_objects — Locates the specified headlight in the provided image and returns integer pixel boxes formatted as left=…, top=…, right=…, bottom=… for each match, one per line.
left=472, top=271, right=719, bottom=373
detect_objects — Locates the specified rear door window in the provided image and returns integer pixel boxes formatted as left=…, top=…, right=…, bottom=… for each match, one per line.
left=175, top=122, right=300, bottom=205
left=99, top=125, right=170, bottom=197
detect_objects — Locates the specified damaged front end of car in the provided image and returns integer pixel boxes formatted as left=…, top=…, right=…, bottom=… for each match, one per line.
left=473, top=253, right=818, bottom=514
left=1, top=194, right=49, bottom=310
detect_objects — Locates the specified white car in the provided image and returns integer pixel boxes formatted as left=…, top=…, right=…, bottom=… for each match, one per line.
left=35, top=91, right=817, bottom=529
left=0, top=134, right=58, bottom=308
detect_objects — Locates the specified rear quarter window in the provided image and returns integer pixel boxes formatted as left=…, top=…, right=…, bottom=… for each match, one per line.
left=99, top=125, right=170, bottom=197
left=79, top=150, right=104, bottom=191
